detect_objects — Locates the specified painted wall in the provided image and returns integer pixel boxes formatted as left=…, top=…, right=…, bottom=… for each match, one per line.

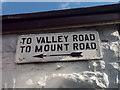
left=2, top=25, right=119, bottom=89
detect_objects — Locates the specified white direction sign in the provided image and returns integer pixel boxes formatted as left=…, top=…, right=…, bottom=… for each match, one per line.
left=16, top=31, right=102, bottom=63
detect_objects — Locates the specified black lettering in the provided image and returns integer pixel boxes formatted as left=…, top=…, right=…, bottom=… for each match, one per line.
left=41, top=37, right=45, bottom=43
left=51, top=44, right=56, bottom=51
left=57, top=44, right=63, bottom=51
left=21, top=38, right=26, bottom=44
left=35, top=45, right=42, bottom=52
left=90, top=34, right=95, bottom=41
left=79, top=43, right=85, bottom=50
left=64, top=35, right=68, bottom=42
left=73, top=35, right=78, bottom=41
left=58, top=36, right=63, bottom=42
left=86, top=43, right=90, bottom=50
left=46, top=37, right=51, bottom=43
left=91, top=42, right=97, bottom=49
left=26, top=46, right=31, bottom=52
left=36, top=37, right=41, bottom=43
left=52, top=36, right=57, bottom=43
left=85, top=34, right=89, bottom=41
left=20, top=46, right=25, bottom=53
left=79, top=35, right=84, bottom=41
left=64, top=44, right=69, bottom=51
left=73, top=43, right=78, bottom=50
left=27, top=38, right=32, bottom=44
left=44, top=45, right=49, bottom=51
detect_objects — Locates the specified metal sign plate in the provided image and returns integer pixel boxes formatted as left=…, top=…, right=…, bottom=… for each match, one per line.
left=16, top=31, right=102, bottom=63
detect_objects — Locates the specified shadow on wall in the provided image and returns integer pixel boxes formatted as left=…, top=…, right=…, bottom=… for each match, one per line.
left=44, top=72, right=109, bottom=88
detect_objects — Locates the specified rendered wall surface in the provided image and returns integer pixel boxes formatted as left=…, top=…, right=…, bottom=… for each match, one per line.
left=2, top=25, right=120, bottom=89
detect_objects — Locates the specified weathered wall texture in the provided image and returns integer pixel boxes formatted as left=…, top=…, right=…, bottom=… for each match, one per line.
left=2, top=25, right=119, bottom=89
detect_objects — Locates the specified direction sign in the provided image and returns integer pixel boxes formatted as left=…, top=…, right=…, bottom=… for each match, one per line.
left=16, top=31, right=102, bottom=63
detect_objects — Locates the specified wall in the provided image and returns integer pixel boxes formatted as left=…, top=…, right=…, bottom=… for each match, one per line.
left=2, top=25, right=119, bottom=89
